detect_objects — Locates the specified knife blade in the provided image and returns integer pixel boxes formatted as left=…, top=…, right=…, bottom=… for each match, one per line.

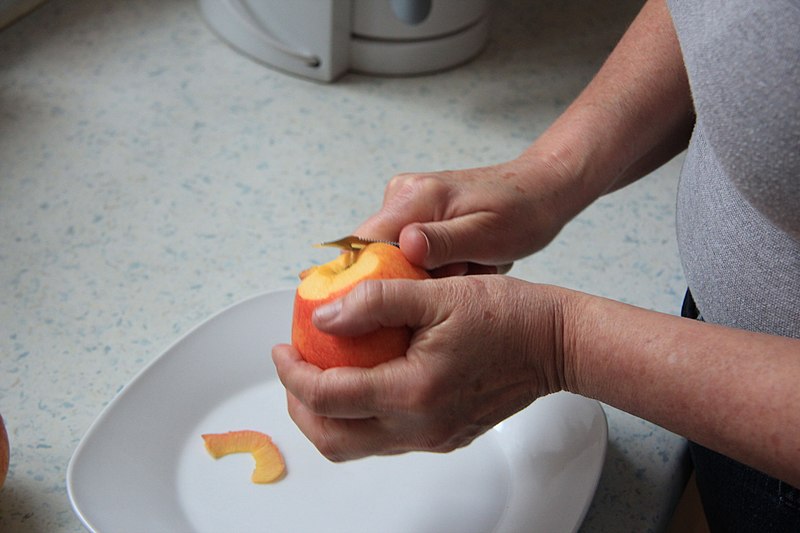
left=314, top=235, right=400, bottom=251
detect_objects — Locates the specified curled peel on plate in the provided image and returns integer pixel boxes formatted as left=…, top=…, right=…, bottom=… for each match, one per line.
left=202, top=430, right=286, bottom=484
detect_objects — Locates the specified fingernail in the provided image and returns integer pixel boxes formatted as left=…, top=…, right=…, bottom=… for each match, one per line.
left=313, top=299, right=342, bottom=324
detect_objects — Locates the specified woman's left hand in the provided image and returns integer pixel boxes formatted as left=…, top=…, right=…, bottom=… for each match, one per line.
left=272, top=275, right=568, bottom=461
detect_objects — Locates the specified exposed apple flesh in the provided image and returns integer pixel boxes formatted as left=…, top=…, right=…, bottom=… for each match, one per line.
left=292, top=243, right=429, bottom=369
left=202, top=430, right=285, bottom=484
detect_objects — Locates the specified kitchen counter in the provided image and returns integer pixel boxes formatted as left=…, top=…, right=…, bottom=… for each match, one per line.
left=0, top=0, right=690, bottom=531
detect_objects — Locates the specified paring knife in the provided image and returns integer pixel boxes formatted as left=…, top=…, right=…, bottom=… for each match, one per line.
left=314, top=235, right=400, bottom=251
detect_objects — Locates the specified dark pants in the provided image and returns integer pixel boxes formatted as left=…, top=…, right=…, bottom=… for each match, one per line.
left=681, top=290, right=800, bottom=532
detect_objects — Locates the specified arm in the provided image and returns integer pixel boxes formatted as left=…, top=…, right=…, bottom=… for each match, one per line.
left=274, top=277, right=800, bottom=487
left=566, top=292, right=800, bottom=488
left=357, top=0, right=694, bottom=271
left=273, top=0, right=800, bottom=489
left=520, top=0, right=695, bottom=205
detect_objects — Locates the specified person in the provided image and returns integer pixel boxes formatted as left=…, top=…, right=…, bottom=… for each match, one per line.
left=272, top=0, right=800, bottom=530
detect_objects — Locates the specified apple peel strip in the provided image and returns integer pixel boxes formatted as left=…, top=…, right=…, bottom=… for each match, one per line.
left=202, top=430, right=286, bottom=484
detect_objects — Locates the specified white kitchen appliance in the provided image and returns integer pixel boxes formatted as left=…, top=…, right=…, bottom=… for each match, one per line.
left=198, top=0, right=491, bottom=81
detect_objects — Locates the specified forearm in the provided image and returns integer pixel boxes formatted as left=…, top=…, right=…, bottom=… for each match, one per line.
left=517, top=0, right=694, bottom=218
left=562, top=291, right=800, bottom=487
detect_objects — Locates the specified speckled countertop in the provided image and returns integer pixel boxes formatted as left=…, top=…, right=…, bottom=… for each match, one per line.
left=0, top=0, right=690, bottom=531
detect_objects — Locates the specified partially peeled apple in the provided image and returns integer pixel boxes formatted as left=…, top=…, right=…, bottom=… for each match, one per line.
left=292, top=242, right=429, bottom=369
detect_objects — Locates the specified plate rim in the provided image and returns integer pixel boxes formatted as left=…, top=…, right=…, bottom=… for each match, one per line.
left=66, top=287, right=608, bottom=533
left=66, top=288, right=294, bottom=531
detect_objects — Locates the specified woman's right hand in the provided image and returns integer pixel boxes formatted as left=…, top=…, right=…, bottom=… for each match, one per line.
left=354, top=155, right=579, bottom=277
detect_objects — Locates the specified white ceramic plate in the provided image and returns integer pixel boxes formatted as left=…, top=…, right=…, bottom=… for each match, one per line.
left=67, top=289, right=607, bottom=533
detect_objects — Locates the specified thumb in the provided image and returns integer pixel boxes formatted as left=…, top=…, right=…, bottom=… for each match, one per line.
left=401, top=214, right=498, bottom=270
left=312, top=279, right=435, bottom=337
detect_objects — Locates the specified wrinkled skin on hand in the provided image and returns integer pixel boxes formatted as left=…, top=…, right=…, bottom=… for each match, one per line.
left=272, top=275, right=567, bottom=461
left=354, top=158, right=577, bottom=276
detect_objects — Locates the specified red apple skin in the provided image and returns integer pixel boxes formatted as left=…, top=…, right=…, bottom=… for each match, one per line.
left=0, top=414, right=8, bottom=489
left=293, top=298, right=413, bottom=368
left=292, top=243, right=429, bottom=369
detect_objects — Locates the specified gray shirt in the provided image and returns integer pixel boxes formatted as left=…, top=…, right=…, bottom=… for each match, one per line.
left=668, top=0, right=800, bottom=338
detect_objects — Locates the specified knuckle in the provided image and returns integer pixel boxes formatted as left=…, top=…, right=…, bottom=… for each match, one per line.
left=430, top=225, right=455, bottom=261
left=404, top=376, right=439, bottom=412
left=432, top=439, right=459, bottom=454
left=351, top=278, right=413, bottom=324
left=405, top=377, right=454, bottom=423
left=385, top=173, right=419, bottom=201
left=303, top=379, right=331, bottom=415
left=418, top=425, right=459, bottom=453
left=314, top=423, right=344, bottom=461
left=431, top=429, right=479, bottom=454
left=351, top=279, right=387, bottom=316
left=387, top=173, right=411, bottom=192
left=392, top=172, right=448, bottom=202
left=426, top=427, right=452, bottom=450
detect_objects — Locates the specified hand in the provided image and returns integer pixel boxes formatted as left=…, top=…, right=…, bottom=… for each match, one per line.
left=354, top=157, right=576, bottom=277
left=272, top=275, right=568, bottom=461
